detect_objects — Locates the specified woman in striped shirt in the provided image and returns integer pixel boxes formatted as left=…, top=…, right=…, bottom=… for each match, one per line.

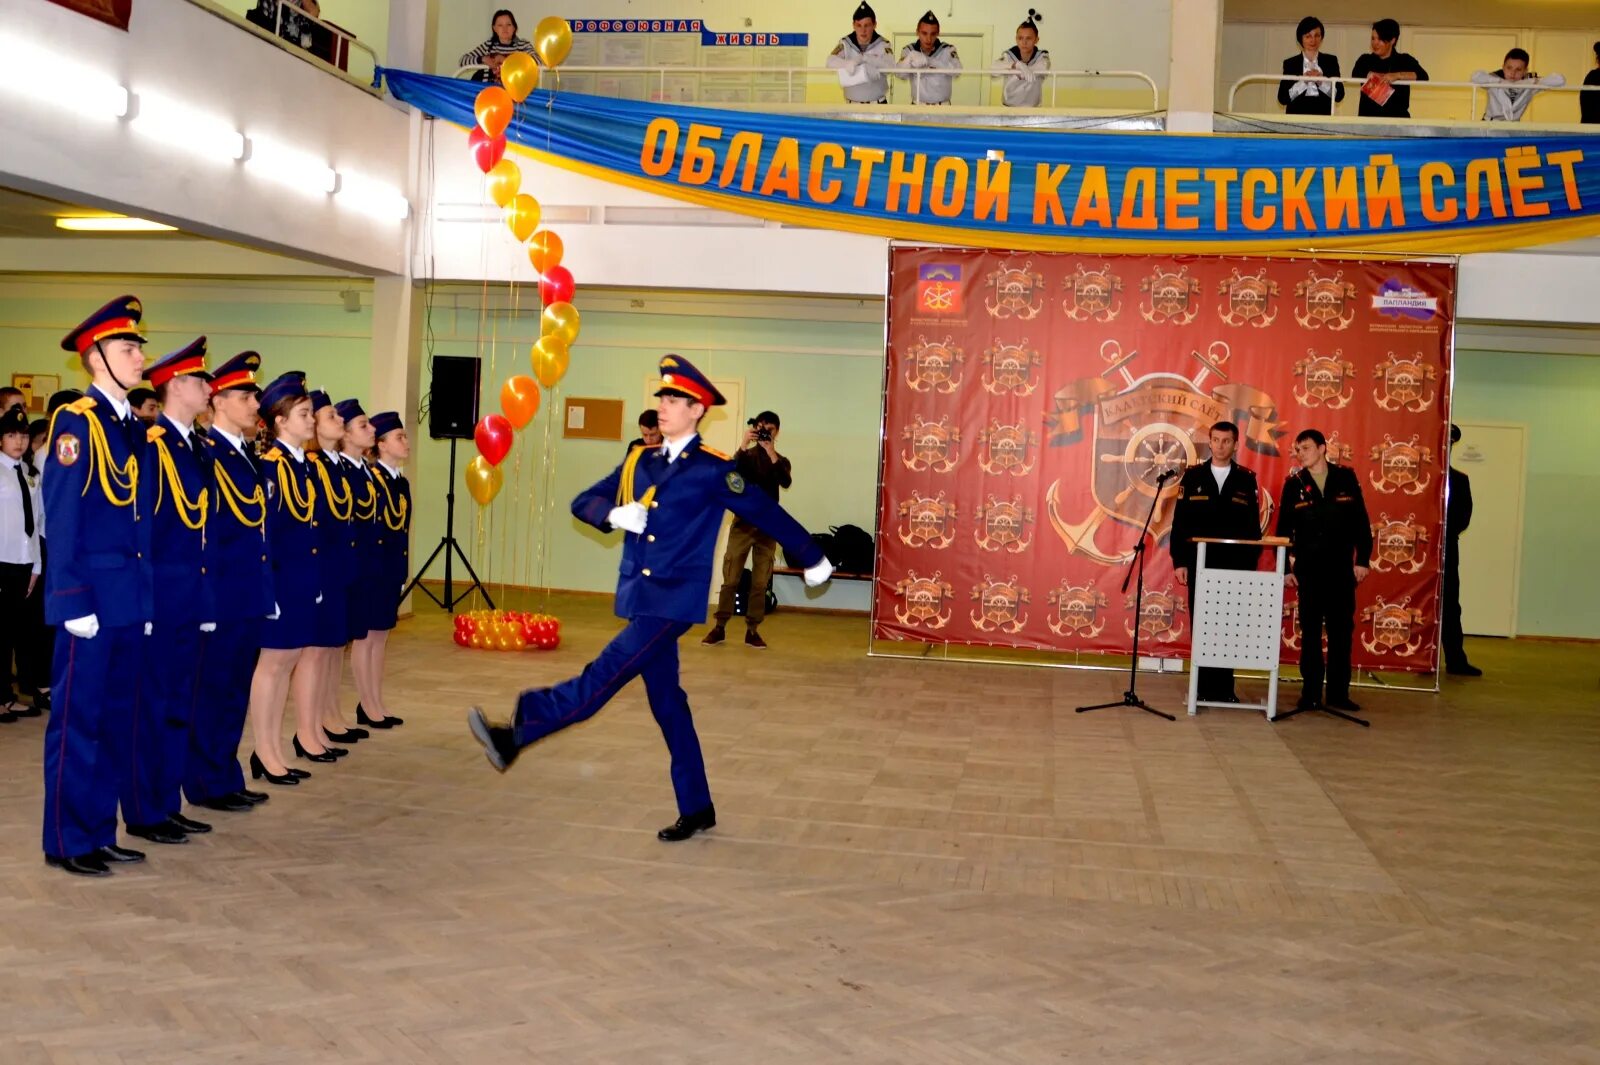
left=458, top=9, right=537, bottom=83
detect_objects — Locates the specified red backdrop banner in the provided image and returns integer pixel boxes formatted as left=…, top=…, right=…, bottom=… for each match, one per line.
left=45, top=0, right=132, bottom=30
left=874, top=249, right=1454, bottom=674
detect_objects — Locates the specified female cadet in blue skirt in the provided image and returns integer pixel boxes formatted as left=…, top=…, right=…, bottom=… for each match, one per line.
left=245, top=373, right=321, bottom=785
left=355, top=411, right=409, bottom=729
left=335, top=399, right=385, bottom=734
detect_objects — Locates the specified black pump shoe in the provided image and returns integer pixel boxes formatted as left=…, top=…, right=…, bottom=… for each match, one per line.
left=357, top=703, right=403, bottom=729
left=324, top=727, right=364, bottom=744
left=249, top=752, right=301, bottom=785
left=292, top=736, right=340, bottom=763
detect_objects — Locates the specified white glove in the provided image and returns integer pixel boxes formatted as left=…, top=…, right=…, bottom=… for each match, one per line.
left=606, top=502, right=649, bottom=535
left=268, top=602, right=281, bottom=620
left=144, top=622, right=153, bottom=636
left=199, top=622, right=217, bottom=633
left=315, top=592, right=323, bottom=605
left=908, top=52, right=928, bottom=69
left=848, top=56, right=863, bottom=72
left=803, top=558, right=836, bottom=587
left=64, top=614, right=100, bottom=639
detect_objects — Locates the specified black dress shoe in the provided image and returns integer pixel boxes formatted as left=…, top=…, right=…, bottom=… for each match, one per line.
left=127, top=822, right=189, bottom=845
left=292, top=736, right=340, bottom=763
left=357, top=704, right=402, bottom=728
left=1293, top=696, right=1322, bottom=713
left=97, top=844, right=147, bottom=864
left=657, top=805, right=716, bottom=842
left=286, top=767, right=311, bottom=779
left=236, top=788, right=270, bottom=804
left=1325, top=696, right=1362, bottom=712
left=325, top=727, right=364, bottom=744
left=1446, top=662, right=1483, bottom=677
left=466, top=707, right=520, bottom=772
left=28, top=689, right=49, bottom=712
left=196, top=793, right=256, bottom=812
left=47, top=853, right=112, bottom=877
left=249, top=752, right=302, bottom=785
left=168, top=813, right=212, bottom=834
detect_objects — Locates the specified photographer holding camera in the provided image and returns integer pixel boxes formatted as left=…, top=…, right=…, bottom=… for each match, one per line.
left=704, top=411, right=791, bottom=649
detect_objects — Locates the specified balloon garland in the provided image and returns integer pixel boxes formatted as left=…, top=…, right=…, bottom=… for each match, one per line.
left=453, top=16, right=578, bottom=650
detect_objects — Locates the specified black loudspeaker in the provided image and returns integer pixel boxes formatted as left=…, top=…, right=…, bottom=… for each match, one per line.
left=428, top=355, right=481, bottom=439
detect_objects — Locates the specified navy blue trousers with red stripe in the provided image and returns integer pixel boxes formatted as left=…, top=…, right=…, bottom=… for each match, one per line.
left=41, top=624, right=142, bottom=859
left=188, top=619, right=261, bottom=804
left=123, top=623, right=201, bottom=828
left=513, top=616, right=707, bottom=815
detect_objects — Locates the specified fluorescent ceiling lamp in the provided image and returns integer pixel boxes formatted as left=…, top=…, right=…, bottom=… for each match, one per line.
left=55, top=217, right=178, bottom=232
left=0, top=33, right=129, bottom=119
left=131, top=91, right=246, bottom=162
left=247, top=135, right=337, bottom=195
left=337, top=170, right=411, bottom=222
left=433, top=203, right=500, bottom=223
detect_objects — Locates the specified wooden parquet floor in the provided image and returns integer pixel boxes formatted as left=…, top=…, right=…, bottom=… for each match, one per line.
left=2, top=593, right=1598, bottom=1064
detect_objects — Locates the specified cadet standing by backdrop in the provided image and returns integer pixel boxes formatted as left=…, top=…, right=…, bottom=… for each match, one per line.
left=41, top=296, right=156, bottom=876
left=826, top=3, right=895, bottom=105
left=468, top=355, right=834, bottom=842
left=1442, top=424, right=1481, bottom=676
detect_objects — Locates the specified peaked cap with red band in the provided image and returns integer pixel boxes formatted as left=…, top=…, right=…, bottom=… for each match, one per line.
left=652, top=353, right=725, bottom=408
left=144, top=336, right=211, bottom=389
left=60, top=294, right=148, bottom=356
left=210, top=351, right=262, bottom=394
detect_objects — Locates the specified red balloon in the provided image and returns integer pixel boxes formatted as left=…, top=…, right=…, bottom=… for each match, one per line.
left=539, top=266, right=575, bottom=306
left=468, top=127, right=506, bottom=173
left=453, top=630, right=470, bottom=647
left=474, top=414, right=514, bottom=466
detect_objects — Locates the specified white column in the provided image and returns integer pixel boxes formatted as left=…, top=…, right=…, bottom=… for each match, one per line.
left=1166, top=0, right=1224, bottom=133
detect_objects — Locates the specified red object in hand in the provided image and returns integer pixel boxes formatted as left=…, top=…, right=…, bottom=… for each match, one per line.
left=468, top=127, right=507, bottom=173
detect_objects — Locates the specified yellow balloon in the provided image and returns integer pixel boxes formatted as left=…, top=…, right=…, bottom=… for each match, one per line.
left=531, top=335, right=571, bottom=388
left=485, top=158, right=521, bottom=208
left=540, top=301, right=581, bottom=346
left=464, top=455, right=504, bottom=505
left=505, top=192, right=541, bottom=242
left=501, top=51, right=540, bottom=102
left=533, top=17, right=573, bottom=68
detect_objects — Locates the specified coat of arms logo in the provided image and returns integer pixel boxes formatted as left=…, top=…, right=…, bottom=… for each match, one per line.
left=1061, top=262, right=1123, bottom=321
left=1139, top=265, right=1202, bottom=324
left=1294, top=269, right=1358, bottom=330
left=977, top=419, right=1037, bottom=476
left=1369, top=433, right=1434, bottom=496
left=1292, top=347, right=1357, bottom=409
left=1371, top=512, right=1430, bottom=574
left=971, top=575, right=1030, bottom=633
left=974, top=495, right=1034, bottom=553
left=896, top=491, right=957, bottom=549
left=901, top=415, right=960, bottom=473
left=984, top=260, right=1046, bottom=319
left=1046, top=581, right=1107, bottom=637
left=903, top=335, right=965, bottom=393
left=1361, top=595, right=1428, bottom=656
left=1217, top=267, right=1279, bottom=327
left=1372, top=351, right=1437, bottom=412
left=1126, top=587, right=1186, bottom=642
left=981, top=338, right=1041, bottom=396
left=893, top=569, right=955, bottom=629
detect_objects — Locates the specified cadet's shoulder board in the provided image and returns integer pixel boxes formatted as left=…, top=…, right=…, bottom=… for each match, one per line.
left=948, top=47, right=959, bottom=59
left=700, top=444, right=730, bottom=461
left=146, top=425, right=166, bottom=442
left=67, top=397, right=97, bottom=415
left=260, top=447, right=283, bottom=462
left=307, top=451, right=322, bottom=464
left=831, top=42, right=843, bottom=56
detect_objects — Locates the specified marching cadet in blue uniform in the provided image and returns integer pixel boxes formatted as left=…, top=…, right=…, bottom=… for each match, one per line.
left=468, top=354, right=835, bottom=842
left=333, top=398, right=379, bottom=740
left=41, top=296, right=156, bottom=876
left=189, top=352, right=274, bottom=812
left=127, top=338, right=220, bottom=846
left=291, top=390, right=354, bottom=762
left=357, top=410, right=410, bottom=729
left=246, top=372, right=322, bottom=785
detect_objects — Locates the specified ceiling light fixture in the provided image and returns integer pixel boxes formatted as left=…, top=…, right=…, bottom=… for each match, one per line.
left=55, top=217, right=179, bottom=232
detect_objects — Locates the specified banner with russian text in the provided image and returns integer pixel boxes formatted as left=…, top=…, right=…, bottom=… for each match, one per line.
left=874, top=249, right=1453, bottom=674
left=382, top=68, right=1600, bottom=253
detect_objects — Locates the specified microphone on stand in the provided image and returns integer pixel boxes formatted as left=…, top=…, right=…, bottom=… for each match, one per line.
left=1156, top=466, right=1180, bottom=484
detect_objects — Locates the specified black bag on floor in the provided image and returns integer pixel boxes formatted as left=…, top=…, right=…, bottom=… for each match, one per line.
left=828, top=524, right=874, bottom=575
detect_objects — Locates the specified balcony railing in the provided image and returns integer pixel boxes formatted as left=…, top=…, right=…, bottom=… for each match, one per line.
left=1228, top=73, right=1600, bottom=125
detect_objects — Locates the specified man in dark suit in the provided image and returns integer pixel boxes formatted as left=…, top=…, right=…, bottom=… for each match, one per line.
left=468, top=354, right=834, bottom=841
left=1279, top=16, right=1345, bottom=115
left=1275, top=429, right=1373, bottom=720
left=1170, top=421, right=1263, bottom=702
left=1442, top=424, right=1480, bottom=676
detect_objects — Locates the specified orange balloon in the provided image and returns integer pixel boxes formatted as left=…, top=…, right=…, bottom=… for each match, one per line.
left=540, top=301, right=580, bottom=346
left=501, top=52, right=540, bottom=102
left=464, top=455, right=504, bottom=505
left=505, top=193, right=540, bottom=242
left=485, top=159, right=521, bottom=208
left=500, top=374, right=541, bottom=429
left=474, top=86, right=514, bottom=138
left=527, top=231, right=564, bottom=275
left=531, top=335, right=570, bottom=388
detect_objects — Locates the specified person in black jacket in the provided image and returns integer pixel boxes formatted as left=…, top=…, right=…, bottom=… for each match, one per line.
left=1442, top=424, right=1480, bottom=676
left=1350, top=19, right=1429, bottom=119
left=1582, top=42, right=1600, bottom=125
left=1171, top=421, right=1263, bottom=702
left=1279, top=16, right=1345, bottom=116
left=1275, top=429, right=1372, bottom=715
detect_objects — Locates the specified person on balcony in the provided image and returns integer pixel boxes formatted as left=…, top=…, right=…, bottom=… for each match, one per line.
left=1350, top=19, right=1427, bottom=119
left=827, top=2, right=896, bottom=106
left=993, top=10, right=1050, bottom=108
left=1278, top=16, right=1344, bottom=116
left=1584, top=42, right=1600, bottom=124
left=1472, top=48, right=1564, bottom=122
left=458, top=9, right=538, bottom=84
left=896, top=11, right=962, bottom=106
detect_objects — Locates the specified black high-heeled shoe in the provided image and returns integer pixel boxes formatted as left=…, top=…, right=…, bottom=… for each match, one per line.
left=357, top=703, right=403, bottom=729
left=292, top=736, right=340, bottom=763
left=324, top=727, right=364, bottom=744
left=287, top=767, right=311, bottom=779
left=249, top=752, right=300, bottom=786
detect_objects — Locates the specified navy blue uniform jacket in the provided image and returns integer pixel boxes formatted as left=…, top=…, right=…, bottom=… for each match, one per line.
left=144, top=416, right=216, bottom=626
left=204, top=427, right=274, bottom=620
left=572, top=437, right=826, bottom=624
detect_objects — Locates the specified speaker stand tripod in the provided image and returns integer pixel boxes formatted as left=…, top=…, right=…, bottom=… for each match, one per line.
left=403, top=437, right=494, bottom=612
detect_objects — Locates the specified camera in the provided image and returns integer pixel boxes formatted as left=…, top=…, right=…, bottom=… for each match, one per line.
left=748, top=418, right=773, bottom=442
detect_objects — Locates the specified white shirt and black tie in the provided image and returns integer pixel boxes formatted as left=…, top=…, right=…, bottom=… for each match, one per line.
left=0, top=452, right=42, bottom=576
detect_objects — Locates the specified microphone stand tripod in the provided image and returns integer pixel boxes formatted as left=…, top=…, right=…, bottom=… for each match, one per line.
left=1077, top=468, right=1178, bottom=721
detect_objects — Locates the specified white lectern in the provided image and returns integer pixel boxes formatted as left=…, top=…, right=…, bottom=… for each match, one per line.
left=1186, top=537, right=1291, bottom=720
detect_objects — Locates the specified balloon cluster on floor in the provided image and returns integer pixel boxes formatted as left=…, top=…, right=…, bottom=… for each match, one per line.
left=453, top=610, right=563, bottom=651
left=462, top=15, right=581, bottom=509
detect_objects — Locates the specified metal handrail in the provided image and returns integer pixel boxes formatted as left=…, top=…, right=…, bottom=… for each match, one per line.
left=1228, top=72, right=1600, bottom=122
left=274, top=1, right=380, bottom=81
left=454, top=63, right=1160, bottom=111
